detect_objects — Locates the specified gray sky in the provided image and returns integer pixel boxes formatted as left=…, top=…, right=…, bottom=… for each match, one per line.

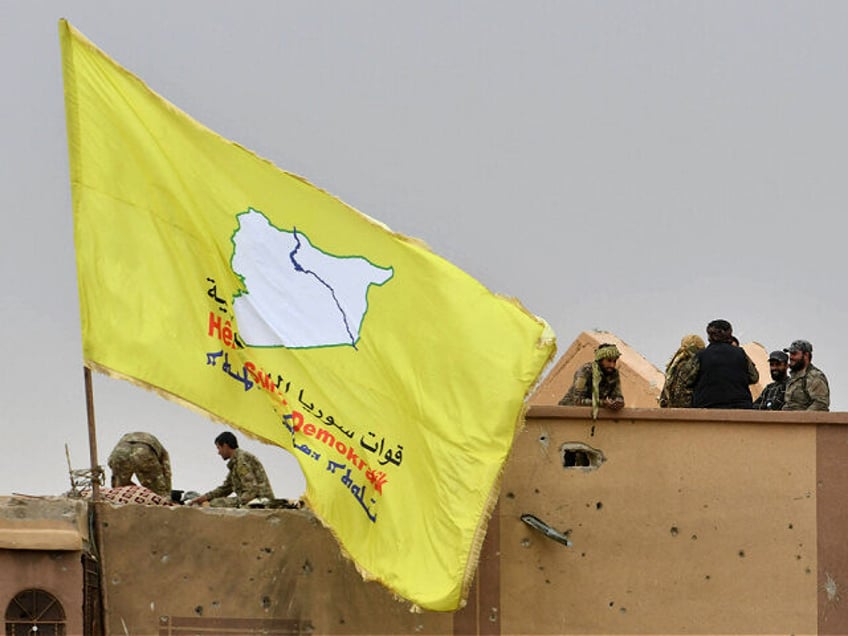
left=3, top=2, right=847, bottom=498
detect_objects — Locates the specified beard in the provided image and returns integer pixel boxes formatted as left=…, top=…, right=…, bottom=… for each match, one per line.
left=789, top=359, right=805, bottom=372
left=770, top=369, right=787, bottom=382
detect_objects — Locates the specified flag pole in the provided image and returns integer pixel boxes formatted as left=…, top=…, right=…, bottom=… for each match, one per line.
left=83, top=366, right=101, bottom=501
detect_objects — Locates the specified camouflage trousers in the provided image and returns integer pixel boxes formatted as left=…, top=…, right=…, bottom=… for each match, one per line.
left=108, top=441, right=171, bottom=497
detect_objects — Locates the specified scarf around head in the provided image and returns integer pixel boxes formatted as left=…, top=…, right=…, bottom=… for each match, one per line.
left=665, top=334, right=705, bottom=374
left=591, top=344, right=621, bottom=419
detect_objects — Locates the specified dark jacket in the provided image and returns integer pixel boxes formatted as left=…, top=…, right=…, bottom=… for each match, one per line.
left=690, top=342, right=758, bottom=409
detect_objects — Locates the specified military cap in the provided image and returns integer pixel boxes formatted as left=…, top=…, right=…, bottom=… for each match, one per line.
left=768, top=350, right=789, bottom=363
left=783, top=340, right=813, bottom=354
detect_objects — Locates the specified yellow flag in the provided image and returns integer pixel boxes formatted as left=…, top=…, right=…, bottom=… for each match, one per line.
left=60, top=20, right=555, bottom=611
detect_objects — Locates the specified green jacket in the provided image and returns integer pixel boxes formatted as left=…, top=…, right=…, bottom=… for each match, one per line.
left=204, top=448, right=274, bottom=504
left=559, top=362, right=623, bottom=406
left=782, top=364, right=830, bottom=411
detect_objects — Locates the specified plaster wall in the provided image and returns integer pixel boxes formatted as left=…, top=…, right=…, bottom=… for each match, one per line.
left=96, top=503, right=454, bottom=635
left=0, top=550, right=85, bottom=635
left=94, top=407, right=848, bottom=636
left=494, top=406, right=848, bottom=635
left=0, top=496, right=88, bottom=635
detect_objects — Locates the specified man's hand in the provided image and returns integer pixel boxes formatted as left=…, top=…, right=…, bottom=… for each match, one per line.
left=187, top=495, right=208, bottom=506
left=603, top=397, right=625, bottom=411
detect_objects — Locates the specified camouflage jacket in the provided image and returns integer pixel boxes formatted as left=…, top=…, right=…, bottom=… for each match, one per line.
left=782, top=364, right=830, bottom=411
left=752, top=378, right=788, bottom=411
left=559, top=362, right=623, bottom=406
left=204, top=448, right=275, bottom=505
left=659, top=357, right=699, bottom=408
left=109, top=432, right=173, bottom=496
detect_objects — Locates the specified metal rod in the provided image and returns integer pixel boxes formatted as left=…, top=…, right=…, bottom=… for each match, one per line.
left=84, top=366, right=100, bottom=502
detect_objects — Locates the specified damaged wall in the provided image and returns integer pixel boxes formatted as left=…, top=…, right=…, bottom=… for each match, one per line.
left=96, top=503, right=454, bottom=635
left=7, top=410, right=848, bottom=635
left=494, top=405, right=848, bottom=635
left=94, top=405, right=848, bottom=635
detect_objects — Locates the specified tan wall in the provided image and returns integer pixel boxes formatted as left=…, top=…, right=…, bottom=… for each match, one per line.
left=743, top=341, right=770, bottom=399
left=95, top=406, right=848, bottom=635
left=0, top=496, right=89, bottom=635
left=8, top=406, right=848, bottom=635
left=0, top=550, right=85, bottom=635
left=96, top=503, right=454, bottom=635
left=493, top=405, right=848, bottom=635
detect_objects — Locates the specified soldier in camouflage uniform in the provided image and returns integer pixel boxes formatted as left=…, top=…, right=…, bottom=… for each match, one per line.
left=107, top=432, right=172, bottom=497
left=659, top=334, right=705, bottom=408
left=752, top=351, right=789, bottom=410
left=781, top=340, right=830, bottom=411
left=559, top=343, right=625, bottom=418
left=188, top=431, right=274, bottom=508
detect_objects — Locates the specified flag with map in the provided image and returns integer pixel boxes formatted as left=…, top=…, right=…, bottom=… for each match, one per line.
left=60, top=20, right=555, bottom=611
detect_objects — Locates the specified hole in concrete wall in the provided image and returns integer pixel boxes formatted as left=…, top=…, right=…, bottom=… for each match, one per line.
left=561, top=443, right=605, bottom=471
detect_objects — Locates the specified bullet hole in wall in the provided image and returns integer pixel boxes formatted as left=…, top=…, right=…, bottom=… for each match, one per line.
left=561, top=443, right=605, bottom=470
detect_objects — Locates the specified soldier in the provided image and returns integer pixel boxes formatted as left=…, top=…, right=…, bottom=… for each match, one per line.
left=559, top=343, right=625, bottom=418
left=188, top=432, right=274, bottom=508
left=107, top=432, right=172, bottom=497
left=752, top=351, right=790, bottom=410
left=781, top=340, right=830, bottom=411
left=659, top=334, right=705, bottom=408
left=687, top=319, right=759, bottom=409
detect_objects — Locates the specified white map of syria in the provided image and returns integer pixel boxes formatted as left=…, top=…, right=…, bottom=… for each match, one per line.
left=231, top=209, right=394, bottom=348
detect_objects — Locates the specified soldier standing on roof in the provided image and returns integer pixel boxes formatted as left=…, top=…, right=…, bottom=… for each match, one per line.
left=781, top=340, right=830, bottom=411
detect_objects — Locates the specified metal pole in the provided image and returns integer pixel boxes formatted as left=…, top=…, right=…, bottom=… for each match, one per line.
left=84, top=366, right=101, bottom=501
left=82, top=365, right=107, bottom=634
